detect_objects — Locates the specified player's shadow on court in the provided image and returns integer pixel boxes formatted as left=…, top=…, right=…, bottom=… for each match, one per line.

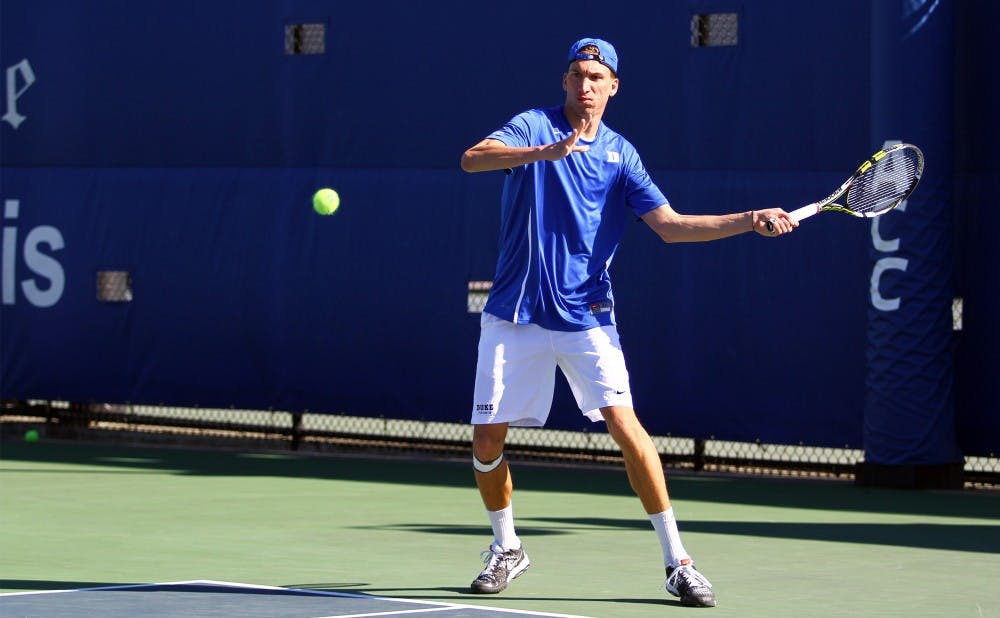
left=348, top=522, right=573, bottom=537
left=523, top=516, right=1000, bottom=554
left=348, top=516, right=1000, bottom=553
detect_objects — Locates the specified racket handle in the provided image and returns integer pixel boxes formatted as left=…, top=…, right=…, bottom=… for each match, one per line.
left=765, top=203, right=820, bottom=233
left=789, top=203, right=820, bottom=222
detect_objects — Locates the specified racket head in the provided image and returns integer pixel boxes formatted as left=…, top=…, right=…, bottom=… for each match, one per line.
left=822, top=143, right=924, bottom=218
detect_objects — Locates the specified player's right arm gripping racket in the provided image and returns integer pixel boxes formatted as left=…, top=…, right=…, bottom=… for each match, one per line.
left=767, top=143, right=924, bottom=233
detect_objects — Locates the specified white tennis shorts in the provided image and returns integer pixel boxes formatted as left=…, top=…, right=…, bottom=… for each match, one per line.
left=471, top=313, right=633, bottom=426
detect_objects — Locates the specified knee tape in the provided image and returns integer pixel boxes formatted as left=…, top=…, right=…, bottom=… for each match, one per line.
left=473, top=452, right=505, bottom=473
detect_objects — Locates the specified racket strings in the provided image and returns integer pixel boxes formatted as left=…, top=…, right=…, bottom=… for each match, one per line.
left=846, top=149, right=922, bottom=215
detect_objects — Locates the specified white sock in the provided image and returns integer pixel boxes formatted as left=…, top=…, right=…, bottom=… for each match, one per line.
left=488, top=504, right=521, bottom=551
left=649, top=508, right=691, bottom=568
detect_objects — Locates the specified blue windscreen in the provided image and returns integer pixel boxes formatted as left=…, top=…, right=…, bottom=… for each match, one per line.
left=2, top=0, right=996, bottom=456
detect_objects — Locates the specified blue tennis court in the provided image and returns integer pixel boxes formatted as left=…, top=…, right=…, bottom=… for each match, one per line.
left=0, top=580, right=592, bottom=618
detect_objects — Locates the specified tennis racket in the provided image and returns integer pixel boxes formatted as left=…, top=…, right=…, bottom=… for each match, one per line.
left=767, top=143, right=924, bottom=233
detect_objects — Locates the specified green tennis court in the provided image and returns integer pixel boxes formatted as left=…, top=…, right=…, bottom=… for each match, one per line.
left=2, top=439, right=998, bottom=617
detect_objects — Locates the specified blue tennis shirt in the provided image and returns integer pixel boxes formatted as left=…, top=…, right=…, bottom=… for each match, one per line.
left=483, top=106, right=668, bottom=331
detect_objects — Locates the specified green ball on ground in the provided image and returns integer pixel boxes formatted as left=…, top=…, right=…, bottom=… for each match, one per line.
left=312, top=188, right=340, bottom=215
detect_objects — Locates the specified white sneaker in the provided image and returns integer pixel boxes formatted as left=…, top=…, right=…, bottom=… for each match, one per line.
left=665, top=562, right=717, bottom=607
left=470, top=543, right=530, bottom=594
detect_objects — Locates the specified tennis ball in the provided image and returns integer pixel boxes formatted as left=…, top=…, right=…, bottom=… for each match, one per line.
left=24, top=429, right=39, bottom=443
left=312, top=188, right=340, bottom=216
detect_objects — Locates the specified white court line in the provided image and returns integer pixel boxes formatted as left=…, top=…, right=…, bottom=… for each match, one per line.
left=0, top=579, right=595, bottom=618
left=312, top=607, right=458, bottom=618
left=195, top=580, right=594, bottom=617
left=0, top=581, right=179, bottom=597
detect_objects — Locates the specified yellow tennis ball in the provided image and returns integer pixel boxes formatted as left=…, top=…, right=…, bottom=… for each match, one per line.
left=312, top=188, right=340, bottom=216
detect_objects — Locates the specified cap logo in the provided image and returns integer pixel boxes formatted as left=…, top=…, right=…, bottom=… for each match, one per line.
left=573, top=52, right=607, bottom=64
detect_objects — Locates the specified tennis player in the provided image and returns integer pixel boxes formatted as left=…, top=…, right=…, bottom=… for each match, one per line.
left=460, top=38, right=796, bottom=608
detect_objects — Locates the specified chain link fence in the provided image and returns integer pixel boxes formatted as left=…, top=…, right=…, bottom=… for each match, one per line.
left=2, top=400, right=996, bottom=489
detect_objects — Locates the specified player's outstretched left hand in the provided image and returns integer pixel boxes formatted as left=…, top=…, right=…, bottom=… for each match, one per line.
left=541, top=128, right=590, bottom=161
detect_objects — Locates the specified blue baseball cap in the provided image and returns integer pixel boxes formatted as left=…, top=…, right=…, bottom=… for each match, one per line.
left=567, top=37, right=619, bottom=75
